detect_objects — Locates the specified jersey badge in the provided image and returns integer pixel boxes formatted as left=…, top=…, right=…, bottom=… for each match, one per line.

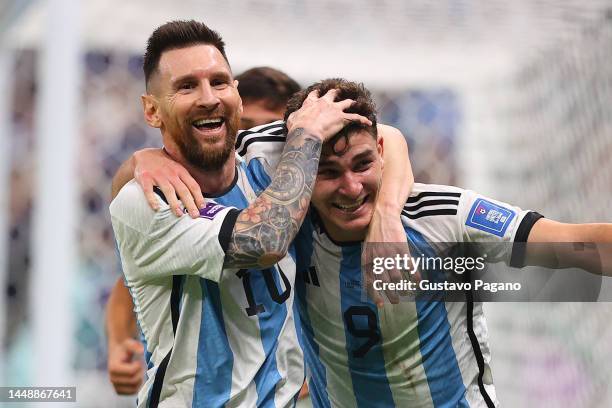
left=466, top=198, right=515, bottom=237
left=198, top=202, right=226, bottom=220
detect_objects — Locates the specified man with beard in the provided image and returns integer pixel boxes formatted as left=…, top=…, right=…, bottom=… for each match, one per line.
left=110, top=21, right=411, bottom=407
left=106, top=66, right=302, bottom=397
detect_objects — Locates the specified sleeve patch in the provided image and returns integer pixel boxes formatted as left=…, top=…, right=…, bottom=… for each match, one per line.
left=465, top=198, right=516, bottom=237
left=199, top=202, right=226, bottom=220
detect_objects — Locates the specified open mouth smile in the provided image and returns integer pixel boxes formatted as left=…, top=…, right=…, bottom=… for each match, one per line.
left=332, top=195, right=368, bottom=213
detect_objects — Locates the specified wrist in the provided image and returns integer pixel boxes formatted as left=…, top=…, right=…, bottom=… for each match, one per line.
left=287, top=125, right=323, bottom=142
left=373, top=196, right=403, bottom=217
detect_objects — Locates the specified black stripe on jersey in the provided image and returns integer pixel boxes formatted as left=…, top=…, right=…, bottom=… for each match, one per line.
left=153, top=186, right=169, bottom=204
left=510, top=211, right=545, bottom=268
left=237, top=135, right=286, bottom=157
left=406, top=191, right=461, bottom=204
left=149, top=276, right=184, bottom=408
left=401, top=208, right=458, bottom=219
left=218, top=208, right=241, bottom=253
left=403, top=198, right=459, bottom=212
left=235, top=123, right=285, bottom=149
left=464, top=284, right=496, bottom=408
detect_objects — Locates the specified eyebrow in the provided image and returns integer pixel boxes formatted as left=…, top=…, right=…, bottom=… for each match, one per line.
left=319, top=149, right=375, bottom=167
left=170, top=74, right=197, bottom=87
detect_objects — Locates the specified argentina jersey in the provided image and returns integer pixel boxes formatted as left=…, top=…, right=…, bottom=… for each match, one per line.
left=293, top=183, right=543, bottom=408
left=110, top=121, right=305, bottom=408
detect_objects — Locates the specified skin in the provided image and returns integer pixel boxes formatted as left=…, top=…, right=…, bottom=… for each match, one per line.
left=109, top=48, right=409, bottom=394
left=107, top=94, right=294, bottom=396
left=240, top=99, right=286, bottom=129
left=312, top=133, right=612, bottom=275
left=312, top=130, right=384, bottom=242
left=142, top=43, right=370, bottom=268
left=142, top=44, right=243, bottom=200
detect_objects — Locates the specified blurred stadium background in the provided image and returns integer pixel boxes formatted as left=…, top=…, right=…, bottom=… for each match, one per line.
left=0, top=0, right=611, bottom=406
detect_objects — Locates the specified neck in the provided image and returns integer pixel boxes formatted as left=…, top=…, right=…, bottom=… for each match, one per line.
left=164, top=146, right=237, bottom=196
left=320, top=218, right=367, bottom=244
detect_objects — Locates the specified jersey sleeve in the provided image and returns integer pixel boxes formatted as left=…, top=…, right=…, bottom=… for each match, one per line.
left=457, top=189, right=543, bottom=264
left=235, top=120, right=287, bottom=174
left=110, top=180, right=240, bottom=284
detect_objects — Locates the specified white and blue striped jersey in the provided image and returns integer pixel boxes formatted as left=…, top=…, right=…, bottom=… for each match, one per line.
left=293, top=183, right=543, bottom=408
left=110, top=121, right=306, bottom=408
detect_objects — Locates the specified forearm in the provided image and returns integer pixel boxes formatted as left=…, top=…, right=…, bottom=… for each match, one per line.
left=106, top=278, right=138, bottom=347
left=224, top=128, right=322, bottom=268
left=377, top=125, right=413, bottom=214
left=526, top=219, right=612, bottom=275
left=111, top=156, right=136, bottom=199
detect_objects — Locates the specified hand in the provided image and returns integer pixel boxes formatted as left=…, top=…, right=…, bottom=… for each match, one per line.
left=298, top=381, right=310, bottom=400
left=286, top=89, right=372, bottom=142
left=362, top=208, right=419, bottom=307
left=133, top=148, right=205, bottom=218
left=108, top=338, right=145, bottom=395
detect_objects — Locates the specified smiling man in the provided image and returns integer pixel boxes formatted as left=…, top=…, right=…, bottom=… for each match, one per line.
left=283, top=79, right=612, bottom=408
left=109, top=21, right=414, bottom=408
left=110, top=21, right=376, bottom=407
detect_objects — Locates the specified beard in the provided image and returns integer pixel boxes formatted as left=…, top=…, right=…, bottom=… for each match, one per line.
left=176, top=115, right=238, bottom=172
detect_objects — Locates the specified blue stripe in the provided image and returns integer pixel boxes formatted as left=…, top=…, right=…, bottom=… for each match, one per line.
left=294, top=217, right=331, bottom=408
left=213, top=168, right=285, bottom=407
left=406, top=227, right=469, bottom=407
left=245, top=158, right=272, bottom=194
left=192, top=170, right=250, bottom=407
left=193, top=280, right=234, bottom=408
left=249, top=265, right=288, bottom=407
left=339, top=245, right=395, bottom=408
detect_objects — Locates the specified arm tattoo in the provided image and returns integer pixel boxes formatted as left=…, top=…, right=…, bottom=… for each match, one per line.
left=224, top=128, right=322, bottom=268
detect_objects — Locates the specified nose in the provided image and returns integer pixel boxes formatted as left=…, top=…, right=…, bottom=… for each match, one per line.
left=195, top=81, right=220, bottom=110
left=338, top=172, right=363, bottom=199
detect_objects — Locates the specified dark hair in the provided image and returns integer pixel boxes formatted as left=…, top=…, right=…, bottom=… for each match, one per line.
left=143, top=20, right=228, bottom=88
left=236, top=67, right=301, bottom=110
left=284, top=78, right=377, bottom=153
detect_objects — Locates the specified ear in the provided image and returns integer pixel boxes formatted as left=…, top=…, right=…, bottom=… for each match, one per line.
left=377, top=134, right=384, bottom=170
left=141, top=94, right=162, bottom=128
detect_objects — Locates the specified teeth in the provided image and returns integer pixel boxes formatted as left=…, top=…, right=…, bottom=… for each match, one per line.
left=334, top=197, right=366, bottom=211
left=193, top=118, right=223, bottom=126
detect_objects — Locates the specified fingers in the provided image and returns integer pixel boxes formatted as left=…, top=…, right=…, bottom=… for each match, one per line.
left=156, top=182, right=183, bottom=217
left=319, top=88, right=339, bottom=102
left=343, top=113, right=372, bottom=127
left=109, top=360, right=144, bottom=395
left=123, top=338, right=145, bottom=355
left=108, top=339, right=145, bottom=396
left=138, top=173, right=160, bottom=211
left=303, top=90, right=320, bottom=105
left=180, top=172, right=206, bottom=212
left=109, top=359, right=143, bottom=378
left=173, top=180, right=200, bottom=218
left=334, top=98, right=355, bottom=111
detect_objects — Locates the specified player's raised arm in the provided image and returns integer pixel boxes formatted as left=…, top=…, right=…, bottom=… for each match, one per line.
left=224, top=89, right=371, bottom=268
left=363, top=124, right=415, bottom=306
left=523, top=218, right=612, bottom=275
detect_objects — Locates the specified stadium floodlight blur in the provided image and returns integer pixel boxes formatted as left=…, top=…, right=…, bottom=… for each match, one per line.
left=0, top=1, right=611, bottom=407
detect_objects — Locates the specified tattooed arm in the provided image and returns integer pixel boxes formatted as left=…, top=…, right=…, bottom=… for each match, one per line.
left=224, top=90, right=371, bottom=269
left=224, top=128, right=321, bottom=268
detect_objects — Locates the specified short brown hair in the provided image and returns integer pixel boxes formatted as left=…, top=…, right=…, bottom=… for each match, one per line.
left=236, top=67, right=301, bottom=111
left=284, top=78, right=377, bottom=152
left=143, top=20, right=228, bottom=89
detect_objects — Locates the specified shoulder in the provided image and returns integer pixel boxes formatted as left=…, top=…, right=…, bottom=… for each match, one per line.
left=110, top=180, right=167, bottom=230
left=235, top=120, right=286, bottom=156
left=403, top=183, right=464, bottom=219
